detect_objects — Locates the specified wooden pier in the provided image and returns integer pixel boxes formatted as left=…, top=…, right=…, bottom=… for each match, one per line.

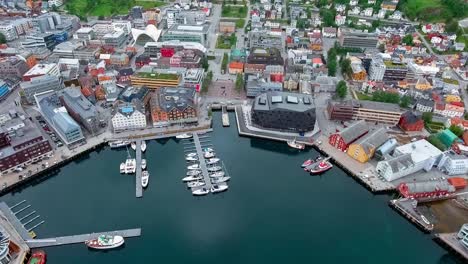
left=222, top=105, right=230, bottom=127
left=389, top=198, right=434, bottom=233
left=25, top=228, right=142, bottom=248
left=135, top=140, right=142, bottom=198
left=191, top=133, right=212, bottom=190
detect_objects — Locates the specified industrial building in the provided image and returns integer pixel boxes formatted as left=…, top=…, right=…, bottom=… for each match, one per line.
left=347, top=128, right=387, bottom=163
left=251, top=92, right=316, bottom=133
left=329, top=120, right=369, bottom=151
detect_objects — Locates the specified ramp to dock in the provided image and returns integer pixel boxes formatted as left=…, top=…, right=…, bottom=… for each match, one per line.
left=26, top=228, right=141, bottom=248
left=135, top=140, right=142, bottom=198
left=192, top=133, right=212, bottom=190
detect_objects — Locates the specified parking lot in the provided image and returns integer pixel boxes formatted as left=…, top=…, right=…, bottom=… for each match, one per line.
left=35, top=115, right=63, bottom=148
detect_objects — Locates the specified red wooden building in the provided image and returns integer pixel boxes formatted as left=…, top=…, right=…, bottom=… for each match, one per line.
left=398, top=111, right=424, bottom=132
left=328, top=120, right=369, bottom=151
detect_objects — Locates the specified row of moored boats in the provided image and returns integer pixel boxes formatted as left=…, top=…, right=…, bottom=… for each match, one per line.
left=114, top=140, right=150, bottom=188
left=301, top=156, right=333, bottom=175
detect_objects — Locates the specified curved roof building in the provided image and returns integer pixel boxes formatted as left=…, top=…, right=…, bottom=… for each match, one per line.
left=131, top=25, right=162, bottom=46
left=0, top=226, right=10, bottom=262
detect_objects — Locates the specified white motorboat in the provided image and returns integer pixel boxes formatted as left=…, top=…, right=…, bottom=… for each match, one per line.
left=186, top=170, right=201, bottom=176
left=211, top=176, right=230, bottom=184
left=187, top=164, right=200, bottom=170
left=207, top=166, right=222, bottom=172
left=287, top=138, right=305, bottom=150
left=85, top=235, right=124, bottom=250
left=141, top=171, right=149, bottom=188
left=176, top=133, right=192, bottom=139
left=204, top=152, right=215, bottom=159
left=202, top=148, right=214, bottom=152
left=131, top=142, right=136, bottom=150
left=141, top=140, right=147, bottom=152
left=187, top=181, right=205, bottom=188
left=186, top=156, right=198, bottom=162
left=125, top=159, right=136, bottom=174
left=192, top=188, right=210, bottom=196
left=186, top=153, right=197, bottom=157
left=109, top=140, right=130, bottom=148
left=206, top=158, right=220, bottom=165
left=183, top=175, right=203, bottom=182
left=210, top=183, right=228, bottom=193
left=119, top=163, right=125, bottom=174
left=141, top=159, right=147, bottom=170
left=209, top=171, right=225, bottom=178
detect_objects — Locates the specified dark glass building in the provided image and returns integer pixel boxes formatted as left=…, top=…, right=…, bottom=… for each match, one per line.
left=251, top=92, right=316, bottom=133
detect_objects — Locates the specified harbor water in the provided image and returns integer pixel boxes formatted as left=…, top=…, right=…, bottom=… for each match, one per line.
left=1, top=113, right=463, bottom=263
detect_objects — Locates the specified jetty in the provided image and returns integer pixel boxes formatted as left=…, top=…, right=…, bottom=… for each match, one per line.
left=434, top=232, right=468, bottom=260
left=222, top=105, right=230, bottom=127
left=25, top=228, right=141, bottom=248
left=135, top=139, right=142, bottom=198
left=389, top=198, right=434, bottom=232
left=191, top=133, right=212, bottom=190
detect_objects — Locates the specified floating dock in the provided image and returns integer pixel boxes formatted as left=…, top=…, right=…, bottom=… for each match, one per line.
left=135, top=140, right=142, bottom=198
left=434, top=233, right=468, bottom=261
left=222, top=105, right=230, bottom=127
left=389, top=198, right=434, bottom=232
left=25, top=228, right=142, bottom=248
left=191, top=133, right=212, bottom=190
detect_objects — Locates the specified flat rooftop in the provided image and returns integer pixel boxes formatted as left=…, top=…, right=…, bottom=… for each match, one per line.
left=253, top=91, right=315, bottom=112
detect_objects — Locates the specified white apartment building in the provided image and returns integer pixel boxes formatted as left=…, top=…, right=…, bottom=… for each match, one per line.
left=438, top=152, right=468, bottom=176
left=111, top=104, right=147, bottom=132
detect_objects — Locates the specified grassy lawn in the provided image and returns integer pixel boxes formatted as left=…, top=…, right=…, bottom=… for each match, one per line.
left=355, top=92, right=372, bottom=101
left=216, top=34, right=237, bottom=49
left=235, top=19, right=245, bottom=28
left=66, top=0, right=166, bottom=18
left=402, top=0, right=468, bottom=22
left=221, top=6, right=247, bottom=18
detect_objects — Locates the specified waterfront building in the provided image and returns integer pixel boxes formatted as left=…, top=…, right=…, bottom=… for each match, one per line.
left=59, top=87, right=100, bottom=134
left=457, top=224, right=468, bottom=240
left=437, top=151, right=468, bottom=176
left=22, top=63, right=60, bottom=81
left=398, top=111, right=424, bottom=132
left=103, top=31, right=126, bottom=47
left=397, top=180, right=457, bottom=200
left=347, top=128, right=387, bottom=163
left=0, top=111, right=53, bottom=173
left=247, top=48, right=284, bottom=66
left=161, top=24, right=210, bottom=46
left=20, top=75, right=64, bottom=104
left=327, top=100, right=404, bottom=125
left=150, top=87, right=197, bottom=127
left=182, top=68, right=204, bottom=91
left=338, top=28, right=378, bottom=49
left=111, top=102, right=147, bottom=132
left=131, top=67, right=181, bottom=89
left=376, top=139, right=443, bottom=181
left=0, top=56, right=29, bottom=78
left=375, top=138, right=398, bottom=160
left=251, top=92, right=316, bottom=133
left=329, top=120, right=369, bottom=151
left=0, top=210, right=30, bottom=263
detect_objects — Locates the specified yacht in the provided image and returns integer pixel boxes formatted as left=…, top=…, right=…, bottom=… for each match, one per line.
left=287, top=138, right=305, bottom=150
left=176, top=133, right=192, bottom=139
left=207, top=166, right=222, bottom=172
left=187, top=164, right=200, bottom=170
left=211, top=176, right=230, bottom=184
left=192, top=188, right=210, bottom=196
left=141, top=140, right=147, bottom=152
left=85, top=235, right=124, bottom=250
left=141, top=171, right=149, bottom=188
left=186, top=156, right=198, bottom=162
left=186, top=170, right=201, bottom=176
left=202, top=148, right=214, bottom=152
left=205, top=158, right=220, bottom=165
left=109, top=140, right=130, bottom=149
left=183, top=175, right=203, bottom=182
left=141, top=159, right=147, bottom=170
left=204, top=152, right=215, bottom=159
left=210, top=183, right=228, bottom=193
left=125, top=159, right=136, bottom=174
left=131, top=142, right=136, bottom=150
left=187, top=181, right=205, bottom=188
left=119, top=163, right=125, bottom=174
left=209, top=171, right=225, bottom=178
left=186, top=153, right=197, bottom=158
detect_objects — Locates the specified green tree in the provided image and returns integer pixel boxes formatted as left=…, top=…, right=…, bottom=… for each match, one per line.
left=402, top=34, right=413, bottom=46
left=0, top=33, right=6, bottom=44
left=306, top=7, right=311, bottom=19
left=464, top=112, right=468, bottom=120
left=399, top=95, right=411, bottom=108
left=235, top=73, right=244, bottom=92
left=340, top=58, right=352, bottom=79
left=327, top=47, right=337, bottom=77
left=221, top=53, right=229, bottom=73
left=449, top=124, right=464, bottom=137
left=336, top=80, right=347, bottom=99
left=201, top=71, right=213, bottom=93
left=371, top=91, right=400, bottom=104
left=422, top=112, right=433, bottom=123
left=201, top=57, right=209, bottom=71
left=371, top=19, right=381, bottom=29
left=320, top=8, right=336, bottom=27
left=446, top=19, right=459, bottom=33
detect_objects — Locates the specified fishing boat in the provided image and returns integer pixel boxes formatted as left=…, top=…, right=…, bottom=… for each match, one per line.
left=131, top=142, right=136, bottom=150
left=141, top=159, right=147, bottom=170
left=309, top=158, right=333, bottom=175
left=192, top=188, right=209, bottom=196
left=27, top=250, right=46, bottom=264
left=203, top=152, right=215, bottom=159
left=207, top=166, right=222, bottom=172
left=176, top=133, right=192, bottom=139
left=119, top=163, right=125, bottom=174
left=211, top=176, right=231, bottom=184
left=209, top=171, right=225, bottom=178
left=186, top=153, right=197, bottom=158
left=141, top=140, right=147, bottom=152
left=182, top=175, right=203, bottom=182
left=287, top=138, right=305, bottom=150
left=85, top=235, right=125, bottom=250
left=202, top=148, right=214, bottom=152
left=108, top=140, right=130, bottom=149
left=187, top=181, right=205, bottom=188
left=186, top=170, right=201, bottom=176
left=141, top=171, right=149, bottom=188
left=186, top=156, right=198, bottom=162
left=187, top=164, right=200, bottom=170
left=210, top=183, right=228, bottom=193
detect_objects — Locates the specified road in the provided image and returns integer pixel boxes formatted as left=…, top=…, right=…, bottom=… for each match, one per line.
left=347, top=14, right=417, bottom=26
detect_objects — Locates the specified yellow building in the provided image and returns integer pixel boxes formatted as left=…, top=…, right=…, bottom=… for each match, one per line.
left=131, top=71, right=181, bottom=89
left=347, top=128, right=387, bottom=163
left=414, top=78, right=432, bottom=90
left=445, top=94, right=461, bottom=103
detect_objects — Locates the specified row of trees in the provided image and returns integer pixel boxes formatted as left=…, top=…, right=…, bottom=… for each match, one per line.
left=327, top=48, right=337, bottom=76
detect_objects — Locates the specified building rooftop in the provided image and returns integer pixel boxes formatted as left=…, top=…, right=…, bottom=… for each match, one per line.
left=253, top=91, right=315, bottom=112
left=337, top=120, right=369, bottom=144
left=151, top=87, right=196, bottom=112
left=24, top=63, right=57, bottom=76
left=394, top=139, right=443, bottom=164
left=135, top=71, right=179, bottom=80
left=358, top=100, right=402, bottom=113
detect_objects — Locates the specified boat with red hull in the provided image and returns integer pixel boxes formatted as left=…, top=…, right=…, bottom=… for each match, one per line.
left=301, top=156, right=323, bottom=168
left=304, top=157, right=333, bottom=174
left=28, top=250, right=46, bottom=264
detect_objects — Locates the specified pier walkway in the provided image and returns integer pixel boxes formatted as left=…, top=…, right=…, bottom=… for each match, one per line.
left=135, top=140, right=142, bottom=198
left=25, top=228, right=141, bottom=248
left=0, top=202, right=30, bottom=240
left=192, top=133, right=212, bottom=190
left=222, top=105, right=229, bottom=127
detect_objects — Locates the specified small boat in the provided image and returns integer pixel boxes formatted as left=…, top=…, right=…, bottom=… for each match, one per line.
left=209, top=171, right=225, bottom=178
left=119, top=163, right=125, bottom=174
left=186, top=170, right=201, bottom=176
left=287, top=138, right=305, bottom=150
left=204, top=152, right=215, bottom=159
left=192, top=187, right=210, bottom=196
left=187, top=181, right=205, bottom=188
left=176, top=133, right=192, bottom=139
left=302, top=156, right=322, bottom=168
left=141, top=140, right=147, bottom=152
left=207, top=166, right=222, bottom=172
left=309, top=159, right=333, bottom=175
left=205, top=158, right=220, bottom=165
left=125, top=159, right=136, bottom=174
left=186, top=153, right=197, bottom=157
left=141, top=159, right=147, bottom=170
left=421, top=215, right=431, bottom=225
left=210, top=183, right=228, bottom=193
left=183, top=175, right=203, bottom=182
left=202, top=147, right=214, bottom=152
left=109, top=140, right=130, bottom=148
left=85, top=235, right=125, bottom=250
left=131, top=142, right=136, bottom=150
left=186, top=156, right=198, bottom=162
left=187, top=164, right=200, bottom=170
left=141, top=170, right=149, bottom=188
left=211, top=176, right=231, bottom=184
left=27, top=250, right=46, bottom=264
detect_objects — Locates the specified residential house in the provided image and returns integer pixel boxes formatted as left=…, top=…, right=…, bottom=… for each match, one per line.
left=398, top=111, right=424, bottom=132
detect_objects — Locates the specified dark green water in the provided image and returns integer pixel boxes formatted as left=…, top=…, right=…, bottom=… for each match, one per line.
left=1, top=113, right=462, bottom=263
